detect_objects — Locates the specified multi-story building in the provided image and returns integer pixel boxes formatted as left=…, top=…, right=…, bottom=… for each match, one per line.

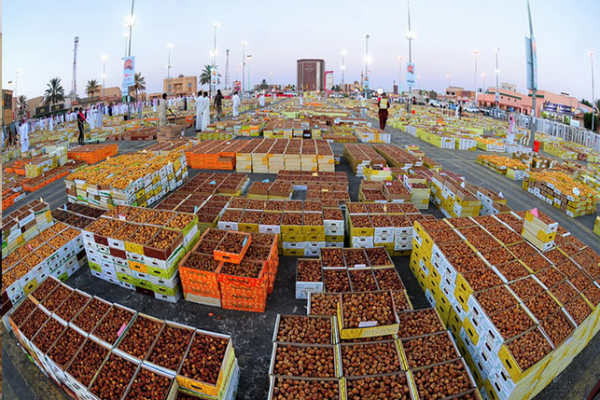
left=297, top=59, right=325, bottom=92
left=163, top=76, right=198, bottom=96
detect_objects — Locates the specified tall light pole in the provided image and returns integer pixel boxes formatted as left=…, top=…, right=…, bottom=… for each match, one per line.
left=406, top=0, right=415, bottom=112
left=591, top=51, right=596, bottom=133
left=247, top=55, right=253, bottom=93
left=125, top=0, right=135, bottom=120
left=527, top=0, right=538, bottom=149
left=123, top=32, right=129, bottom=60
left=495, top=47, right=500, bottom=111
left=365, top=35, right=370, bottom=97
left=167, top=43, right=173, bottom=94
left=101, top=55, right=108, bottom=101
left=242, top=41, right=247, bottom=97
left=15, top=70, right=21, bottom=99
left=341, top=50, right=347, bottom=89
left=472, top=50, right=480, bottom=107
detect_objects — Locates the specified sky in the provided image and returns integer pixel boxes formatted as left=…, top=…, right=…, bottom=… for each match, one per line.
left=2, top=0, right=598, bottom=101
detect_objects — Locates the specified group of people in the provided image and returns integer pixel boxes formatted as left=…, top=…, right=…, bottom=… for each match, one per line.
left=191, top=90, right=242, bottom=132
left=356, top=92, right=392, bottom=130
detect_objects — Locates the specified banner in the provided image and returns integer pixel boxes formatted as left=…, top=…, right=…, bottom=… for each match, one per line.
left=324, top=71, right=334, bottom=90
left=123, top=56, right=135, bottom=88
left=406, top=62, right=416, bottom=88
left=233, top=80, right=241, bottom=91
left=210, top=67, right=218, bottom=86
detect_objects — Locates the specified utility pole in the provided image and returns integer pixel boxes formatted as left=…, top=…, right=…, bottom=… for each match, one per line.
left=242, top=42, right=247, bottom=97
left=495, top=48, right=500, bottom=112
left=527, top=0, right=538, bottom=149
left=102, top=55, right=108, bottom=101
left=406, top=0, right=414, bottom=113
left=399, top=56, right=404, bottom=95
left=126, top=0, right=135, bottom=120
left=472, top=50, right=480, bottom=108
left=167, top=44, right=172, bottom=95
left=365, top=35, right=370, bottom=98
left=341, top=50, right=347, bottom=89
left=225, top=49, right=230, bottom=89
left=591, top=51, right=596, bottom=133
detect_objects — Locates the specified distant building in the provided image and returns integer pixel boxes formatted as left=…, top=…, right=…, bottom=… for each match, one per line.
left=252, top=84, right=281, bottom=92
left=164, top=76, right=197, bottom=96
left=297, top=59, right=325, bottom=92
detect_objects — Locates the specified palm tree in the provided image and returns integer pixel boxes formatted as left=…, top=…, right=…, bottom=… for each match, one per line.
left=44, top=77, right=65, bottom=105
left=199, top=64, right=221, bottom=96
left=16, top=95, right=29, bottom=117
left=86, top=79, right=100, bottom=104
left=128, top=72, right=146, bottom=100
left=260, top=79, right=268, bottom=90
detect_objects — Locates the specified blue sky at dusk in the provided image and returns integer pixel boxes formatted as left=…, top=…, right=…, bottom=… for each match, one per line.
left=3, top=0, right=598, bottom=100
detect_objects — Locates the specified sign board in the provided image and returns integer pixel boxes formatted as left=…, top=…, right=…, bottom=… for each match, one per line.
left=210, top=67, right=219, bottom=86
left=406, top=63, right=416, bottom=88
left=525, top=36, right=538, bottom=90
left=543, top=101, right=575, bottom=116
left=123, top=56, right=136, bottom=87
left=233, top=80, right=241, bottom=91
left=364, top=76, right=370, bottom=90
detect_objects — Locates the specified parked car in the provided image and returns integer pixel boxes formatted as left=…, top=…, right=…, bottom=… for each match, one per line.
left=429, top=100, right=442, bottom=108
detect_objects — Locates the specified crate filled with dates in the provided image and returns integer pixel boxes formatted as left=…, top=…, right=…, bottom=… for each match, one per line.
left=346, top=201, right=425, bottom=254
left=82, top=207, right=199, bottom=302
left=2, top=225, right=86, bottom=313
left=7, top=280, right=241, bottom=400
left=179, top=228, right=279, bottom=312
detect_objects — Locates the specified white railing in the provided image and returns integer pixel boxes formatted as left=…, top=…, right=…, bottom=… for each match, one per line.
left=534, top=119, right=600, bottom=152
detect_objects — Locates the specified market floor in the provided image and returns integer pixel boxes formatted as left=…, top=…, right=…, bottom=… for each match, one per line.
left=3, top=114, right=600, bottom=400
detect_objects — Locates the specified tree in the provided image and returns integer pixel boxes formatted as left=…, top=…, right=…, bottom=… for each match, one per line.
left=260, top=79, right=268, bottom=90
left=129, top=72, right=146, bottom=100
left=199, top=64, right=221, bottom=87
left=86, top=79, right=100, bottom=104
left=44, top=77, right=65, bottom=105
left=583, top=113, right=599, bottom=131
left=428, top=90, right=438, bottom=100
left=581, top=99, right=593, bottom=108
left=16, top=95, right=28, bottom=117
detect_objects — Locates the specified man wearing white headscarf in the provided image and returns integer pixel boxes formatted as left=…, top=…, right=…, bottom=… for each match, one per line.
left=195, top=91, right=203, bottom=131
left=232, top=91, right=240, bottom=117
left=20, top=120, right=30, bottom=153
left=201, top=91, right=210, bottom=131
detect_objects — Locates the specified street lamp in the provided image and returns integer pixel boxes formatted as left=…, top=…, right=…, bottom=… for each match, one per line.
left=364, top=35, right=370, bottom=97
left=167, top=43, right=173, bottom=94
left=495, top=47, right=500, bottom=111
left=123, top=32, right=129, bottom=61
left=472, top=50, right=480, bottom=107
left=15, top=69, right=21, bottom=99
left=341, top=50, right=347, bottom=89
left=125, top=14, right=135, bottom=57
left=101, top=55, right=108, bottom=101
left=406, top=0, right=415, bottom=111
left=591, top=51, right=596, bottom=133
left=242, top=41, right=247, bottom=97
left=246, top=55, right=253, bottom=93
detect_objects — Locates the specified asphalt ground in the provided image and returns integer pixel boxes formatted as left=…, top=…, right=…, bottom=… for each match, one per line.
left=2, top=106, right=599, bottom=400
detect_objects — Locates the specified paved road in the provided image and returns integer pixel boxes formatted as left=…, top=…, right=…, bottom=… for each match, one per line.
left=3, top=108, right=599, bottom=400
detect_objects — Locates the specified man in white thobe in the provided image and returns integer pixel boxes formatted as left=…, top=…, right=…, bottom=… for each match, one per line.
left=49, top=116, right=54, bottom=132
left=299, top=93, right=304, bottom=105
left=259, top=93, right=265, bottom=107
left=20, top=121, right=29, bottom=153
left=195, top=92, right=204, bottom=131
left=153, top=98, right=158, bottom=113
left=201, top=92, right=210, bottom=131
left=232, top=92, right=240, bottom=117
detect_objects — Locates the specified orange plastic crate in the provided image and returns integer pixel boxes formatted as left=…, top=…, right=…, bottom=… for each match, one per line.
left=213, top=231, right=252, bottom=264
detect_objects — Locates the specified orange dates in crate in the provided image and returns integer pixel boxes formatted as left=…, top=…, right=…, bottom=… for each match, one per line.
left=412, top=360, right=472, bottom=399
left=180, top=333, right=229, bottom=385
left=273, top=344, right=336, bottom=378
left=147, top=325, right=193, bottom=371
left=271, top=377, right=339, bottom=400
left=397, top=309, right=444, bottom=339
left=342, top=292, right=396, bottom=328
left=119, top=316, right=162, bottom=359
left=276, top=316, right=332, bottom=345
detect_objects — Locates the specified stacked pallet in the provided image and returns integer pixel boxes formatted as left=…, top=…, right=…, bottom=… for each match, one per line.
left=82, top=206, right=200, bottom=303
left=180, top=228, right=278, bottom=312
left=67, top=143, right=118, bottom=164
left=410, top=214, right=600, bottom=400
left=185, top=140, right=249, bottom=170
left=343, top=144, right=387, bottom=177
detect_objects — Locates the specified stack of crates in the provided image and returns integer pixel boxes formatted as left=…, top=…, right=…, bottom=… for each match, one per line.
left=82, top=206, right=200, bottom=303
left=179, top=228, right=278, bottom=312
left=521, top=210, right=557, bottom=251
left=410, top=215, right=600, bottom=400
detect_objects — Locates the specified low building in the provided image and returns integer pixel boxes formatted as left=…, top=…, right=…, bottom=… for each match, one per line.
left=164, top=76, right=197, bottom=96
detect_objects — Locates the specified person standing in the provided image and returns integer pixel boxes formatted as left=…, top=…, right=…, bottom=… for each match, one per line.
left=159, top=93, right=174, bottom=127
left=377, top=92, right=391, bottom=130
left=506, top=114, right=516, bottom=144
left=232, top=91, right=241, bottom=117
left=214, top=90, right=224, bottom=121
left=195, top=91, right=204, bottom=131
left=19, top=119, right=30, bottom=153
left=201, top=92, right=210, bottom=131
left=359, top=93, right=367, bottom=119
left=458, top=103, right=463, bottom=120
left=77, top=108, right=86, bottom=145
left=259, top=92, right=265, bottom=107
left=49, top=115, right=54, bottom=132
